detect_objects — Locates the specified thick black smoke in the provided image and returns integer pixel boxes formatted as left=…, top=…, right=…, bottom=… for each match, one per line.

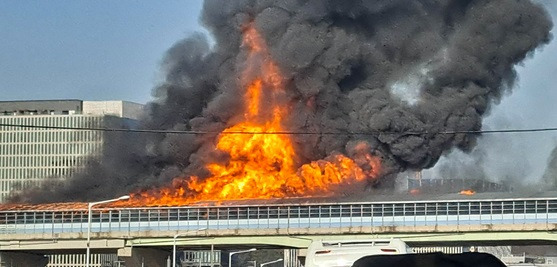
left=543, top=145, right=557, bottom=189
left=12, top=0, right=553, bottom=203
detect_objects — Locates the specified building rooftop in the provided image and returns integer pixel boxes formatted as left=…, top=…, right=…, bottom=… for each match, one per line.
left=0, top=100, right=83, bottom=115
left=0, top=99, right=82, bottom=103
left=0, top=99, right=144, bottom=119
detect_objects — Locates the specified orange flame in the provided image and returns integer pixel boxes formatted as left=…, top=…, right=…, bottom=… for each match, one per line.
left=459, top=189, right=476, bottom=196
left=120, top=24, right=381, bottom=207
left=409, top=189, right=421, bottom=195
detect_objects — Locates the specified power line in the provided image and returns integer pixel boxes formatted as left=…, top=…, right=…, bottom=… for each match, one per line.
left=1, top=123, right=557, bottom=136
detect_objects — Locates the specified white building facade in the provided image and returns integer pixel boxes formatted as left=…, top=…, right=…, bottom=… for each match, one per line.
left=0, top=100, right=143, bottom=202
left=0, top=100, right=143, bottom=267
left=46, top=253, right=118, bottom=267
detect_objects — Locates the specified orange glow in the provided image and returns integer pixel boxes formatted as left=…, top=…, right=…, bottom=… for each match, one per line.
left=114, top=24, right=382, bottom=207
left=246, top=79, right=262, bottom=117
left=0, top=202, right=88, bottom=211
left=409, top=189, right=421, bottom=195
left=459, top=189, right=476, bottom=196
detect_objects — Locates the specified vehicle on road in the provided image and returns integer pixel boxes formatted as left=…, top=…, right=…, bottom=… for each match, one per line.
left=305, top=238, right=412, bottom=267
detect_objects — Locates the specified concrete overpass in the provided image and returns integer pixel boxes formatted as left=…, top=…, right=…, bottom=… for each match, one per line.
left=1, top=195, right=557, bottom=266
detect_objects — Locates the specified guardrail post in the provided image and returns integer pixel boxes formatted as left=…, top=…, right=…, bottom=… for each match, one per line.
left=127, top=210, right=131, bottom=236
left=287, top=206, right=290, bottom=233
left=457, top=202, right=460, bottom=231
left=117, top=210, right=121, bottom=232
left=177, top=209, right=181, bottom=231
left=434, top=203, right=438, bottom=226
left=206, top=208, right=210, bottom=230
left=545, top=200, right=549, bottom=230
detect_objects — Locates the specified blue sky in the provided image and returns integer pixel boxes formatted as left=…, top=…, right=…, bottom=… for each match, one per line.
left=0, top=0, right=204, bottom=104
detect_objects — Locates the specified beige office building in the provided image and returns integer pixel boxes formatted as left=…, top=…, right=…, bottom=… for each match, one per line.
left=0, top=100, right=143, bottom=267
left=0, top=99, right=143, bottom=202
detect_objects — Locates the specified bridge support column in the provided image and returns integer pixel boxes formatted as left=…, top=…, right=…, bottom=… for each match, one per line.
left=0, top=251, right=48, bottom=267
left=284, top=249, right=305, bottom=267
left=118, top=247, right=171, bottom=267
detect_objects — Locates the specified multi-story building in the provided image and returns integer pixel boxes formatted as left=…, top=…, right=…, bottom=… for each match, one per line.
left=46, top=254, right=118, bottom=267
left=0, top=100, right=143, bottom=203
left=0, top=100, right=143, bottom=267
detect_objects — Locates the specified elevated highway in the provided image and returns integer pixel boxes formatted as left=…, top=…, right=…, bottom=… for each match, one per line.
left=1, top=195, right=557, bottom=265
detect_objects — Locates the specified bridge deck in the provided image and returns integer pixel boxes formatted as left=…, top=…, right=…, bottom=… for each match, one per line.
left=1, top=197, right=557, bottom=235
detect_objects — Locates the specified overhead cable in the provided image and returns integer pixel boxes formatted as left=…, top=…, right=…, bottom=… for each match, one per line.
left=1, top=123, right=557, bottom=136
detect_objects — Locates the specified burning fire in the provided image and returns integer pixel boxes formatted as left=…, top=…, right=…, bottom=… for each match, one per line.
left=409, top=189, right=421, bottom=195
left=459, top=189, right=476, bottom=196
left=119, top=24, right=381, bottom=207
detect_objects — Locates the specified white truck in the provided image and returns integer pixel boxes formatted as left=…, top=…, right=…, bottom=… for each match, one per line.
left=305, top=239, right=412, bottom=267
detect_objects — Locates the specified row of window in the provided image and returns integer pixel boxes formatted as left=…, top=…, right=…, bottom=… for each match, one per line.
left=0, top=130, right=103, bottom=143
left=0, top=166, right=81, bottom=180
left=0, top=115, right=104, bottom=129
left=0, top=154, right=95, bottom=168
left=46, top=253, right=117, bottom=266
left=0, top=179, right=44, bottom=202
left=0, top=179, right=41, bottom=192
left=0, top=178, right=41, bottom=188
left=0, top=142, right=100, bottom=156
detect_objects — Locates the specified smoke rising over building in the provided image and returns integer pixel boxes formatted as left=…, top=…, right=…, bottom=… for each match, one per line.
left=14, top=0, right=553, bottom=203
left=543, top=145, right=557, bottom=189
left=0, top=100, right=143, bottom=203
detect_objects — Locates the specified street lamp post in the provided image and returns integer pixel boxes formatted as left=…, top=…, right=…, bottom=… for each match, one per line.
left=260, top=259, right=283, bottom=267
left=86, top=195, right=130, bottom=267
left=228, top=248, right=256, bottom=267
left=172, top=228, right=207, bottom=267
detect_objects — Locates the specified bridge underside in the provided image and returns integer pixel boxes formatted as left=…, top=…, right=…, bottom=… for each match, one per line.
left=129, top=231, right=557, bottom=249
left=2, top=225, right=557, bottom=252
left=2, top=228, right=557, bottom=267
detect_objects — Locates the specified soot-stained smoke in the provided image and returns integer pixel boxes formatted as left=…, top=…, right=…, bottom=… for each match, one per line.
left=543, top=145, right=557, bottom=189
left=12, top=0, right=552, bottom=203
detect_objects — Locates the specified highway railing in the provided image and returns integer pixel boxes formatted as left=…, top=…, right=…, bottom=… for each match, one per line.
left=1, top=197, right=557, bottom=235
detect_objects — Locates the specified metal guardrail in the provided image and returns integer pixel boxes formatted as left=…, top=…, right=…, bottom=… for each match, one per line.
left=1, top=197, right=557, bottom=235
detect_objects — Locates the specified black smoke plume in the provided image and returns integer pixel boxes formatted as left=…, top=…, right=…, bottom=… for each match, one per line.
left=543, top=144, right=557, bottom=189
left=12, top=0, right=552, bottom=203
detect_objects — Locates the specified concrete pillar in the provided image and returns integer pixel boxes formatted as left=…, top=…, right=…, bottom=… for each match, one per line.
left=283, top=249, right=306, bottom=267
left=118, top=247, right=171, bottom=267
left=0, top=251, right=48, bottom=267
